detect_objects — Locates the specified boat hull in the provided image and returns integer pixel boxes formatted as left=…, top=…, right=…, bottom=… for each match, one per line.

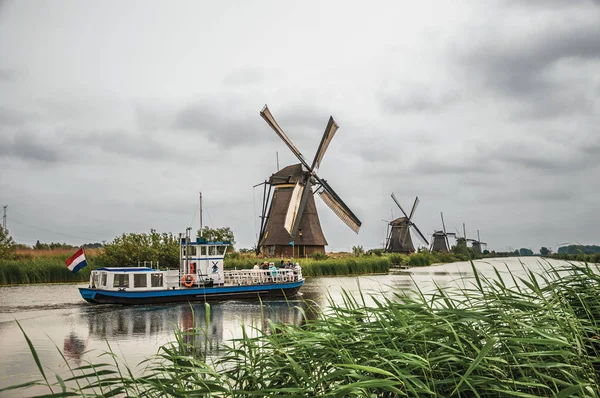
left=79, top=280, right=304, bottom=305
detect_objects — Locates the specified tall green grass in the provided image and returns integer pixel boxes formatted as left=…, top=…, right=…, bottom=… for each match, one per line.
left=5, top=261, right=600, bottom=396
left=0, top=256, right=99, bottom=285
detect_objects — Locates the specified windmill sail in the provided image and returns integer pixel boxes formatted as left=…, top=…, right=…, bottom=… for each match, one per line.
left=284, top=182, right=303, bottom=235
left=311, top=116, right=339, bottom=171
left=318, top=182, right=361, bottom=233
left=260, top=105, right=309, bottom=168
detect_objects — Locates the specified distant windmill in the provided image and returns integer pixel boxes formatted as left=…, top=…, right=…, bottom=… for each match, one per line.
left=256, top=105, right=361, bottom=257
left=385, top=193, right=428, bottom=253
left=430, top=212, right=456, bottom=253
left=469, top=230, right=487, bottom=254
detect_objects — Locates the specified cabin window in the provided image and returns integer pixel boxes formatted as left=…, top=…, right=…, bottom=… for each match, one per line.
left=101, top=273, right=107, bottom=286
left=113, top=274, right=129, bottom=288
left=209, top=246, right=218, bottom=256
left=151, top=273, right=163, bottom=287
left=217, top=246, right=226, bottom=255
left=200, top=246, right=208, bottom=256
left=134, top=274, right=147, bottom=288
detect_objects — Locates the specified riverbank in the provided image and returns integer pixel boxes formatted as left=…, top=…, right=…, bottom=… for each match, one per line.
left=3, top=258, right=599, bottom=396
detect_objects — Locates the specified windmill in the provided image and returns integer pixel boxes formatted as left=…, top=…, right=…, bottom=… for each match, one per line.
left=469, top=230, right=487, bottom=254
left=430, top=212, right=456, bottom=253
left=256, top=105, right=361, bottom=257
left=385, top=193, right=428, bottom=253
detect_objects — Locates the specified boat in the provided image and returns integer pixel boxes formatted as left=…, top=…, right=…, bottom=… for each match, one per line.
left=79, top=232, right=304, bottom=305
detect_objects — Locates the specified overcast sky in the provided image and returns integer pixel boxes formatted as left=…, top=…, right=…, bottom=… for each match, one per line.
left=1, top=0, right=599, bottom=253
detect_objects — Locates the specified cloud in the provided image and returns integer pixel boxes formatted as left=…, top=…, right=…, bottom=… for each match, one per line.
left=0, top=106, right=37, bottom=127
left=0, top=68, right=16, bottom=81
left=222, top=67, right=264, bottom=86
left=0, top=130, right=61, bottom=164
left=459, top=10, right=600, bottom=111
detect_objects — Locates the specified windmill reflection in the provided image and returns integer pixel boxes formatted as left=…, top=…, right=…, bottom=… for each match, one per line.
left=63, top=332, right=86, bottom=366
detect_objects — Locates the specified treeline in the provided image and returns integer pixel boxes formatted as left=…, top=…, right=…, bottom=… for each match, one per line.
left=557, top=245, right=600, bottom=255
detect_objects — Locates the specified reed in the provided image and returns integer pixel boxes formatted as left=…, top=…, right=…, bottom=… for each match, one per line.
left=5, top=261, right=600, bottom=396
left=0, top=255, right=101, bottom=285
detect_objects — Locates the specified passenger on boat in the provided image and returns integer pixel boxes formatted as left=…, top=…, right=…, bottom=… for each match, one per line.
left=279, top=260, right=285, bottom=268
left=269, top=263, right=277, bottom=279
left=286, top=259, right=293, bottom=269
left=253, top=263, right=260, bottom=270
left=261, top=261, right=269, bottom=270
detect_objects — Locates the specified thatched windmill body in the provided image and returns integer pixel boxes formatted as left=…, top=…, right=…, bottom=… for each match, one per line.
left=430, top=212, right=456, bottom=253
left=385, top=193, right=428, bottom=254
left=256, top=105, right=361, bottom=257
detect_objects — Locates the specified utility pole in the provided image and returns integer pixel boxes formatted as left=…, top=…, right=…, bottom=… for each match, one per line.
left=2, top=205, right=7, bottom=234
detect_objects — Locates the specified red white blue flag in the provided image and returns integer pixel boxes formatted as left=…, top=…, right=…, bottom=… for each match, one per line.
left=66, top=248, right=88, bottom=273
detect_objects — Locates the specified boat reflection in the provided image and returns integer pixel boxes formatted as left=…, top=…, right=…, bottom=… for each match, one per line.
left=77, top=298, right=319, bottom=356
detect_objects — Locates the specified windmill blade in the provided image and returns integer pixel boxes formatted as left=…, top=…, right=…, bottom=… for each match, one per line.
left=260, top=105, right=311, bottom=170
left=412, top=223, right=429, bottom=246
left=390, top=192, right=409, bottom=219
left=317, top=178, right=361, bottom=233
left=408, top=196, right=420, bottom=220
left=284, top=182, right=304, bottom=235
left=441, top=212, right=449, bottom=251
left=311, top=116, right=339, bottom=171
left=477, top=230, right=481, bottom=243
left=289, top=176, right=313, bottom=239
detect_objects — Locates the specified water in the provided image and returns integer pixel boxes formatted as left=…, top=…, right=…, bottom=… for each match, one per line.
left=0, top=257, right=576, bottom=396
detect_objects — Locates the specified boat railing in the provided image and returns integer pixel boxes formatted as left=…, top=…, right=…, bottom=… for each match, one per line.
left=223, top=268, right=302, bottom=285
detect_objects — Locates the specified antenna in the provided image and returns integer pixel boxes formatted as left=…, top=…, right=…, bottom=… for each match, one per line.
left=2, top=205, right=7, bottom=233
left=199, top=192, right=203, bottom=238
left=276, top=151, right=280, bottom=171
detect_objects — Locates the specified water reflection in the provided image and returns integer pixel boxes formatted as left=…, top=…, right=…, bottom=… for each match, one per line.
left=76, top=299, right=318, bottom=357
left=63, top=332, right=86, bottom=366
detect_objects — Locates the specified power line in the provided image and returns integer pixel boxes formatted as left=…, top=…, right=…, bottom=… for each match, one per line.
left=8, top=216, right=107, bottom=242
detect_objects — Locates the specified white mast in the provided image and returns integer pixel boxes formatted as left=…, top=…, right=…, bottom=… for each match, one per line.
left=199, top=192, right=203, bottom=238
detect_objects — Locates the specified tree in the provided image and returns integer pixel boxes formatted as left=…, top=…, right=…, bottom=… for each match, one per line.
left=519, top=248, right=534, bottom=256
left=540, top=247, right=551, bottom=256
left=352, top=245, right=364, bottom=257
left=0, top=228, right=16, bottom=260
left=198, top=226, right=235, bottom=252
left=101, top=230, right=180, bottom=268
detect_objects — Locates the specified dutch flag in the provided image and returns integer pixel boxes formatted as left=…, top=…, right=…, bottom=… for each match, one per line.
left=66, top=247, right=88, bottom=273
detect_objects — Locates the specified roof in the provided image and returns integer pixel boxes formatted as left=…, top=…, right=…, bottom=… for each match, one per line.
left=269, top=164, right=306, bottom=185
left=96, top=267, right=160, bottom=273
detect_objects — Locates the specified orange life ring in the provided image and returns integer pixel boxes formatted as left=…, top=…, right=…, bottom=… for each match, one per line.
left=182, top=274, right=194, bottom=287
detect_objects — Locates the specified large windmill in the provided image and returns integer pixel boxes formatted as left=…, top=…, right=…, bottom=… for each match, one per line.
left=385, top=193, right=428, bottom=253
left=256, top=105, right=361, bottom=257
left=430, top=212, right=456, bottom=253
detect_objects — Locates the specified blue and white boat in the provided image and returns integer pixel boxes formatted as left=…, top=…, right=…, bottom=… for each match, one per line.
left=79, top=234, right=304, bottom=305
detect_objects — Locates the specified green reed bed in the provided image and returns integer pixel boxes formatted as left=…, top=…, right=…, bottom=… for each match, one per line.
left=5, top=261, right=600, bottom=397
left=0, top=256, right=98, bottom=285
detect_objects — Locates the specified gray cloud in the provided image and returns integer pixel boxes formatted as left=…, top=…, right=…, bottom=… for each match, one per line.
left=461, top=17, right=600, bottom=102
left=379, top=88, right=460, bottom=113
left=0, top=130, right=61, bottom=163
left=0, top=106, right=37, bottom=127
left=69, top=129, right=181, bottom=161
left=0, top=68, right=16, bottom=81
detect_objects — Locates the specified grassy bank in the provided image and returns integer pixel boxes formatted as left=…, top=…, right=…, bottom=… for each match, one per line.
left=5, top=261, right=600, bottom=396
